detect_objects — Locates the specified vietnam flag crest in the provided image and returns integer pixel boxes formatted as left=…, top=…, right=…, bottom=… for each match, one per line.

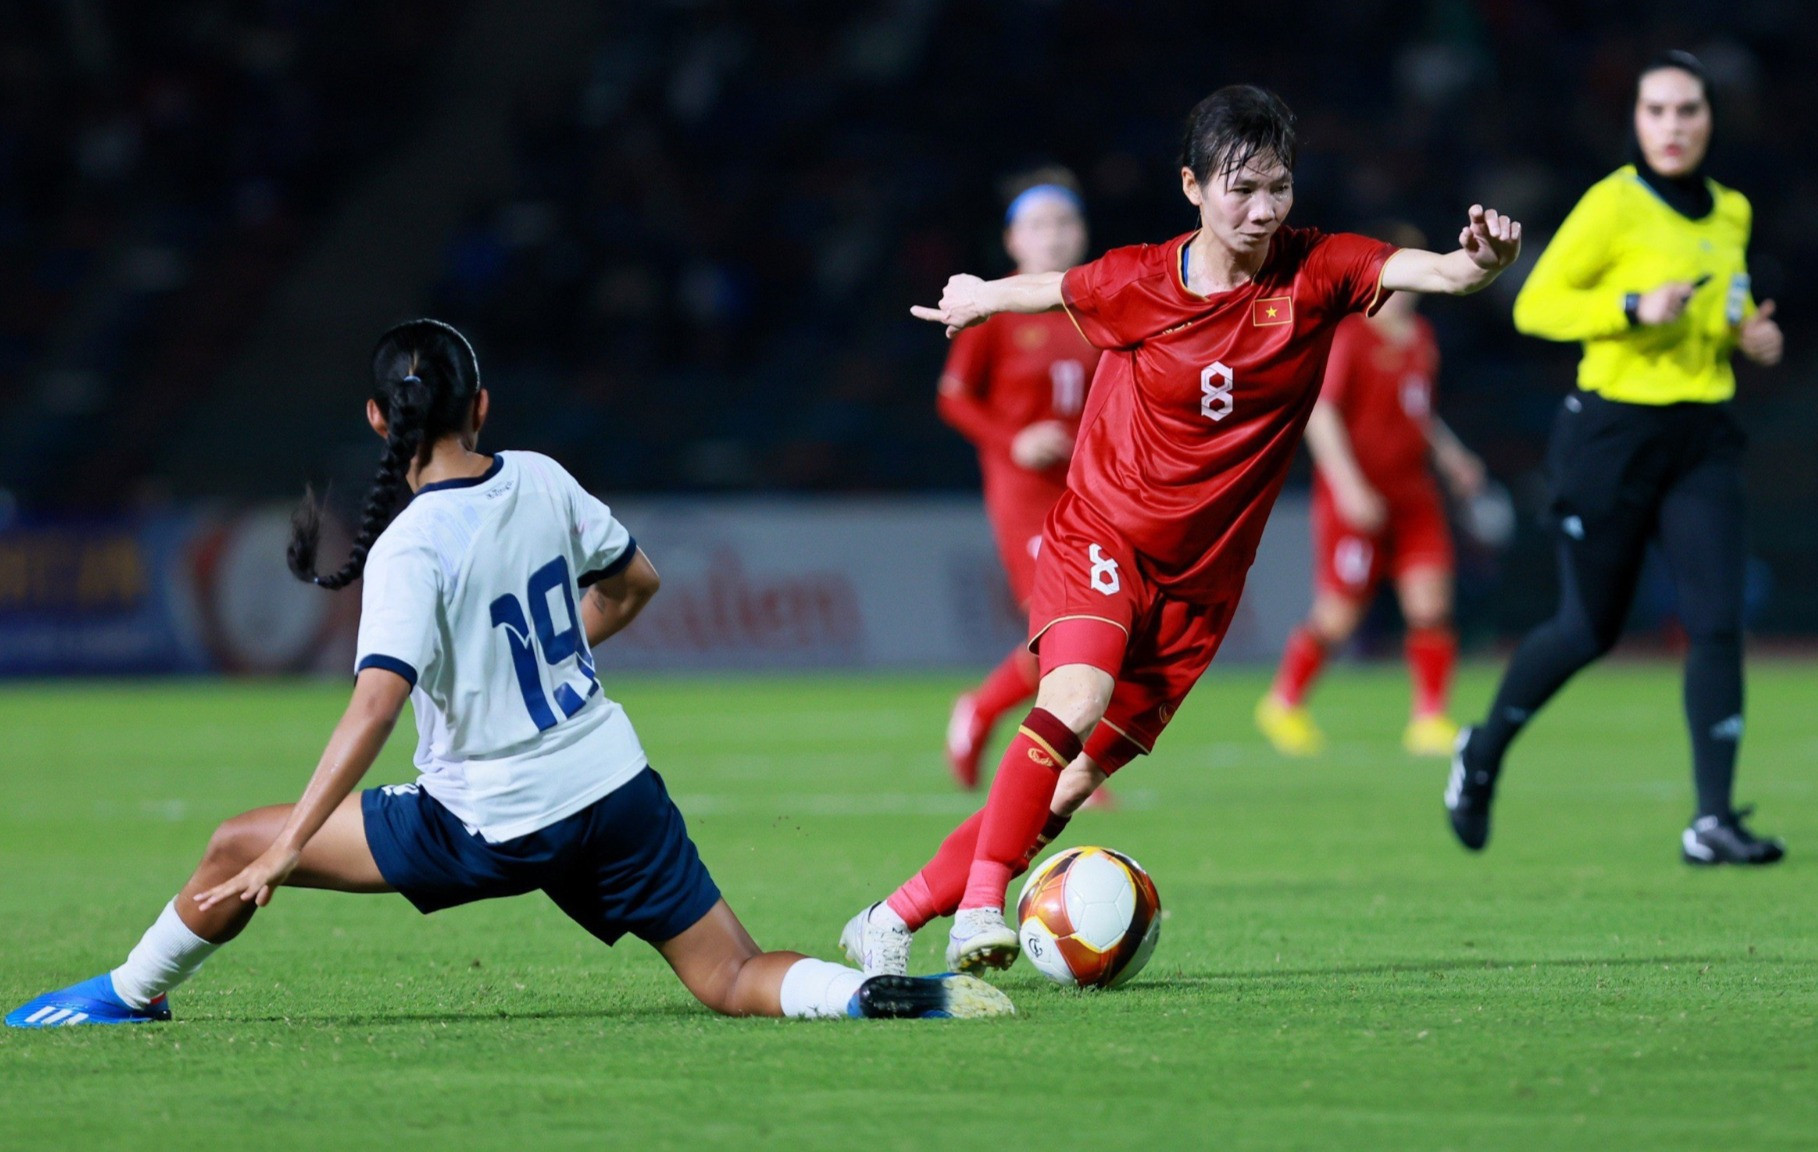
left=1253, top=295, right=1293, bottom=326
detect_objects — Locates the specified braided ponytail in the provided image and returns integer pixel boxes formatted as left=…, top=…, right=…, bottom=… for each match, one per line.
left=287, top=319, right=483, bottom=590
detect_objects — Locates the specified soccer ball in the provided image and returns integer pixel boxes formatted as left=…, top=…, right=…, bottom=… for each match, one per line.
left=1015, top=846, right=1161, bottom=989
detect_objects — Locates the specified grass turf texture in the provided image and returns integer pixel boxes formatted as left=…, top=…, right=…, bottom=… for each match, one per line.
left=2, top=665, right=1815, bottom=1151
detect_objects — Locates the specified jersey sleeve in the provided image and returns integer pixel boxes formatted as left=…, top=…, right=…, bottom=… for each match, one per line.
left=934, top=324, right=1014, bottom=450
left=1060, top=246, right=1150, bottom=351
left=354, top=535, right=442, bottom=689
left=1511, top=180, right=1627, bottom=341
left=571, top=482, right=637, bottom=588
left=1308, top=232, right=1399, bottom=317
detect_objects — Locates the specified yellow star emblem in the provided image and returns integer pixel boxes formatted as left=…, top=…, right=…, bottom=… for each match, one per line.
left=1265, top=305, right=1278, bottom=318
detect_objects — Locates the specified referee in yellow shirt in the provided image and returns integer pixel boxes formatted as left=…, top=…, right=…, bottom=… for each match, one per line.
left=1447, top=51, right=1786, bottom=864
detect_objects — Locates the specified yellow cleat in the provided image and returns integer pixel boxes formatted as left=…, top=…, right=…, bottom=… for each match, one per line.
left=1255, top=695, right=1324, bottom=756
left=1403, top=713, right=1461, bottom=757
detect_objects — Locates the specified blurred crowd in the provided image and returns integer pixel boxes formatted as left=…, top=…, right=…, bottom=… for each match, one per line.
left=0, top=0, right=460, bottom=509
left=423, top=0, right=1816, bottom=630
left=3, top=1, right=1814, bottom=629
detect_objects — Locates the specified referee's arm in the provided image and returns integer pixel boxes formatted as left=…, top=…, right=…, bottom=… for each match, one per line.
left=1512, top=185, right=1627, bottom=342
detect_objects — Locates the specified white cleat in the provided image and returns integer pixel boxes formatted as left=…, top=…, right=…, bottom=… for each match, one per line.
left=945, top=907, right=1020, bottom=974
left=840, top=902, right=912, bottom=977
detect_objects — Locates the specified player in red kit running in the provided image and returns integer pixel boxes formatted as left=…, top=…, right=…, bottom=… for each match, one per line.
left=1257, top=223, right=1488, bottom=758
left=938, top=168, right=1103, bottom=790
left=840, top=86, right=1521, bottom=978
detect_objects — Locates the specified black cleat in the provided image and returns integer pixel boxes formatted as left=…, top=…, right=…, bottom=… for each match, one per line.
left=1682, top=806, right=1785, bottom=866
left=851, top=973, right=1014, bottom=1019
left=1444, top=726, right=1498, bottom=851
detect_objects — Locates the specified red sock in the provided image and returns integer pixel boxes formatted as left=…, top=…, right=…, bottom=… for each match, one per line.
left=887, top=807, right=1073, bottom=930
left=972, top=646, right=1040, bottom=730
left=1406, top=626, right=1456, bottom=717
left=1273, top=626, right=1328, bottom=707
left=961, top=708, right=1082, bottom=910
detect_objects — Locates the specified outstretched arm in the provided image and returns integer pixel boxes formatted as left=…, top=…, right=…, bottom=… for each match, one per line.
left=1382, top=206, right=1522, bottom=296
left=582, top=548, right=661, bottom=647
left=911, top=272, right=1065, bottom=338
left=194, top=668, right=411, bottom=910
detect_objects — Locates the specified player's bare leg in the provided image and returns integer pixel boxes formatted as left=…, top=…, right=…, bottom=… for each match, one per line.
left=1259, top=591, right=1365, bottom=756
left=7, top=796, right=390, bottom=1027
left=1396, top=565, right=1460, bottom=755
left=175, top=796, right=391, bottom=944
left=1052, top=757, right=1110, bottom=815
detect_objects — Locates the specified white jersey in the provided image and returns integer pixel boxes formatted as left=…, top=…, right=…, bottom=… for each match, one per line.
left=355, top=451, right=647, bottom=842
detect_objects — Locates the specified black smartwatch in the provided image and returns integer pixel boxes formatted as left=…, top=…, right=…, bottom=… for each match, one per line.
left=1623, top=292, right=1641, bottom=326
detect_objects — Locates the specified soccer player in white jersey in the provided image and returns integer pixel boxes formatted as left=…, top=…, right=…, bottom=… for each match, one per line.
left=8, top=318, right=1010, bottom=1027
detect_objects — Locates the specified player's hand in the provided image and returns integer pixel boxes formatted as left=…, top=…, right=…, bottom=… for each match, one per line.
left=1635, top=281, right=1699, bottom=325
left=1456, top=205, right=1522, bottom=273
left=1011, top=420, right=1074, bottom=470
left=1336, top=482, right=1387, bottom=533
left=910, top=274, right=993, bottom=337
left=193, top=845, right=302, bottom=911
left=1738, top=299, right=1782, bottom=366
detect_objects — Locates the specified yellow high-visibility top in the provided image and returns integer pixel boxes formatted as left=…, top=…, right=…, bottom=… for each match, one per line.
left=1512, top=165, right=1756, bottom=405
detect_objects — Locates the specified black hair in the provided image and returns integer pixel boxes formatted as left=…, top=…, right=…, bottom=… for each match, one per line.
left=287, top=318, right=483, bottom=590
left=1179, top=85, right=1298, bottom=186
left=999, top=164, right=1083, bottom=205
left=1639, top=49, right=1710, bottom=102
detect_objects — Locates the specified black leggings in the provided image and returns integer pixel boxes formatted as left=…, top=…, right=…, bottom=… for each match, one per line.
left=1470, top=393, right=1747, bottom=817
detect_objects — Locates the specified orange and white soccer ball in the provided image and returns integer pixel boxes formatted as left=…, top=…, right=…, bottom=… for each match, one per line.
left=1015, top=846, right=1161, bottom=989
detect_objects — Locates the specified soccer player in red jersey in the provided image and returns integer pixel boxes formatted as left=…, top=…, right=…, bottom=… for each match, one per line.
left=938, top=168, right=1103, bottom=790
left=840, top=85, right=1521, bottom=977
left=1257, top=223, right=1489, bottom=759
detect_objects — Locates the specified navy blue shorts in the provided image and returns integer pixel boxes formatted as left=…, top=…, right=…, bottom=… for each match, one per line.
left=361, top=766, right=721, bottom=946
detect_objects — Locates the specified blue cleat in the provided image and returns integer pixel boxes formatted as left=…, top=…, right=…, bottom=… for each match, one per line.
left=6, top=974, right=171, bottom=1028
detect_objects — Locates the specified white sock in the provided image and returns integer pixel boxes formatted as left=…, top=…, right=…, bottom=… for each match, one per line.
left=870, top=902, right=908, bottom=932
left=778, top=958, right=867, bottom=1019
left=110, top=900, right=219, bottom=1009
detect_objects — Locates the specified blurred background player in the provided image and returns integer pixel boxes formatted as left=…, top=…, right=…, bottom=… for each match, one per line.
left=844, top=86, right=1522, bottom=978
left=938, top=168, right=1102, bottom=791
left=1447, top=52, right=1787, bottom=865
left=7, top=320, right=1011, bottom=1028
left=1257, top=222, right=1488, bottom=758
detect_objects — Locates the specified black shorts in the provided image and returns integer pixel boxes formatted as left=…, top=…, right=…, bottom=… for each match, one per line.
left=362, top=766, right=721, bottom=946
left=1546, top=391, right=1744, bottom=531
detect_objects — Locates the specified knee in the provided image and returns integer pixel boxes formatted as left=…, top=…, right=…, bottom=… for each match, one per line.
left=1035, top=670, right=1113, bottom=734
left=1404, top=607, right=1451, bottom=633
left=202, top=814, right=271, bottom=874
left=1308, top=595, right=1362, bottom=644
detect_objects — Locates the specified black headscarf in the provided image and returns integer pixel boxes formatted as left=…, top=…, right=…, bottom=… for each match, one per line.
left=1632, top=50, right=1715, bottom=219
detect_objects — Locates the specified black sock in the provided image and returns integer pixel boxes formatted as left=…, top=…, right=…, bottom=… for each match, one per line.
left=1685, top=634, right=1743, bottom=819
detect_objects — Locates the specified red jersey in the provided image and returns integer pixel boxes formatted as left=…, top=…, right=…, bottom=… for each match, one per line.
left=1317, top=312, right=1440, bottom=503
left=1060, top=227, right=1396, bottom=600
left=937, top=311, right=1101, bottom=509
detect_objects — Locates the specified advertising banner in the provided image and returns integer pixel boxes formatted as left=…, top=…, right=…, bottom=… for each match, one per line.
left=0, top=496, right=1313, bottom=676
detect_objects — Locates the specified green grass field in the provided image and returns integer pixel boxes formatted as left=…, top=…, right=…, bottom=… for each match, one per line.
left=3, top=663, right=1816, bottom=1150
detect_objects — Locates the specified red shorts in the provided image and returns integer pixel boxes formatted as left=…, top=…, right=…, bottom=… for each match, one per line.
left=986, top=497, right=1050, bottom=608
left=1312, top=482, right=1454, bottom=600
left=1026, top=493, right=1236, bottom=757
